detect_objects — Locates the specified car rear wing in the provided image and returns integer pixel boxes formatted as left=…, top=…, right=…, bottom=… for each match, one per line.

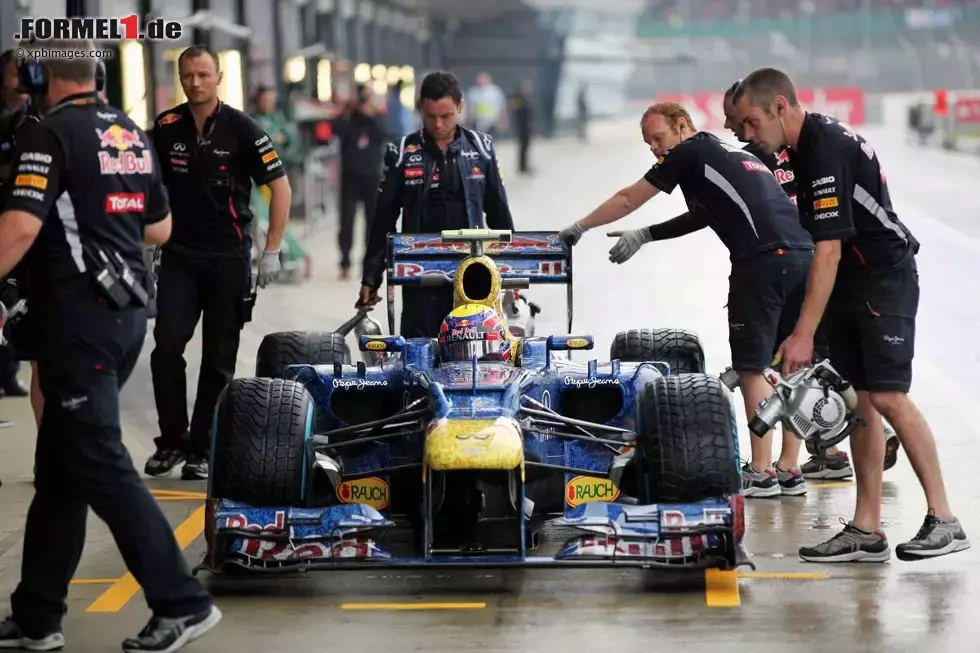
left=385, top=229, right=574, bottom=335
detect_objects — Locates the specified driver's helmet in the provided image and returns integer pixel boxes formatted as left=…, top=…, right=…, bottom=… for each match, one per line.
left=438, top=304, right=512, bottom=363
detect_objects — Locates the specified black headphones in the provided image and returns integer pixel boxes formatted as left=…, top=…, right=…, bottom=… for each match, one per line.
left=16, top=52, right=106, bottom=96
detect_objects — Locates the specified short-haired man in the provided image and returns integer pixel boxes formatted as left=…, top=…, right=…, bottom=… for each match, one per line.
left=148, top=45, right=291, bottom=480
left=558, top=101, right=815, bottom=498
left=358, top=70, right=513, bottom=338
left=721, top=81, right=902, bottom=481
left=734, top=68, right=969, bottom=562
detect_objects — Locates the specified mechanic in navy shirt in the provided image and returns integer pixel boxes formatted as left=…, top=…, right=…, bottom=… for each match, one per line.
left=0, top=40, right=218, bottom=650
left=723, top=79, right=902, bottom=481
left=558, top=101, right=814, bottom=498
left=147, top=45, right=291, bottom=481
left=734, top=67, right=968, bottom=564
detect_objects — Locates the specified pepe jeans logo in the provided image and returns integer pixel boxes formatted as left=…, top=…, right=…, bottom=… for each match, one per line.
left=562, top=376, right=620, bottom=388
left=332, top=378, right=389, bottom=390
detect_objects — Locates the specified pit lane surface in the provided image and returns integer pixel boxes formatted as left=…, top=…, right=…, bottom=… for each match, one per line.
left=0, top=120, right=979, bottom=652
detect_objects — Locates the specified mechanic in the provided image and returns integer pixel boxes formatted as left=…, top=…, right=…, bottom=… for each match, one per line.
left=734, top=68, right=970, bottom=562
left=147, top=45, right=291, bottom=481
left=336, top=83, right=387, bottom=280
left=0, top=49, right=30, bottom=411
left=0, top=39, right=219, bottom=651
left=721, top=80, right=902, bottom=481
left=358, top=70, right=514, bottom=338
left=558, top=101, right=815, bottom=498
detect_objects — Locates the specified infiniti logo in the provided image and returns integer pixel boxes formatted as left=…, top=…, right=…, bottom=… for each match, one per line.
left=173, top=142, right=186, bottom=151
left=333, top=378, right=389, bottom=390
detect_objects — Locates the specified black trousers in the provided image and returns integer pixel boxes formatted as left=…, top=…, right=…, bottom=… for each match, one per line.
left=339, top=173, right=378, bottom=270
left=401, top=287, right=455, bottom=339
left=517, top=130, right=531, bottom=173
left=150, top=248, right=250, bottom=455
left=11, top=293, right=211, bottom=637
left=0, top=343, right=19, bottom=381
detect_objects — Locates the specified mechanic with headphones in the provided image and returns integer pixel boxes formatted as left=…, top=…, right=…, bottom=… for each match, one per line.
left=558, top=100, right=817, bottom=499
left=146, top=45, right=291, bottom=482
left=358, top=70, right=513, bottom=337
left=733, top=69, right=968, bottom=563
left=0, top=39, right=220, bottom=651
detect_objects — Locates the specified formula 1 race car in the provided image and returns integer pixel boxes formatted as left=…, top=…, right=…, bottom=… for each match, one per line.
left=197, top=230, right=749, bottom=576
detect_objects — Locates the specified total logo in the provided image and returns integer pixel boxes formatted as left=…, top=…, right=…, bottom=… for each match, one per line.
left=565, top=475, right=620, bottom=508
left=332, top=378, right=388, bottom=390
left=336, top=477, right=390, bottom=510
left=105, top=192, right=145, bottom=213
left=563, top=376, right=620, bottom=388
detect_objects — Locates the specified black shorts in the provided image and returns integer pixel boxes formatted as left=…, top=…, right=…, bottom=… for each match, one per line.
left=728, top=249, right=812, bottom=372
left=824, top=259, right=919, bottom=393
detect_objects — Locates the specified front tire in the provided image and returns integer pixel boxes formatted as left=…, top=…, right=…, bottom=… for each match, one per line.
left=610, top=328, right=706, bottom=374
left=210, top=378, right=314, bottom=506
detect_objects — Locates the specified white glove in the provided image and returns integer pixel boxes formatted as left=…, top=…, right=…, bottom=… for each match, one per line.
left=257, top=249, right=282, bottom=288
left=559, top=222, right=588, bottom=247
left=608, top=228, right=653, bottom=264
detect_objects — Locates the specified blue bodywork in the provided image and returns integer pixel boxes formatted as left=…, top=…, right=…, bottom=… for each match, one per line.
left=199, top=232, right=748, bottom=575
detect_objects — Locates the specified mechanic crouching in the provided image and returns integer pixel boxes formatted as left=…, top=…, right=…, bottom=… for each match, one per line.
left=0, top=39, right=218, bottom=651
left=147, top=45, right=291, bottom=480
left=357, top=70, right=514, bottom=337
left=559, top=101, right=815, bottom=498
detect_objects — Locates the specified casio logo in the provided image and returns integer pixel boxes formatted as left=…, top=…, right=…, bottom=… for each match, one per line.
left=105, top=192, right=145, bottom=213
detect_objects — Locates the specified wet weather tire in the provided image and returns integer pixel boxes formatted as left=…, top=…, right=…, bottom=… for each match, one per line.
left=256, top=331, right=350, bottom=378
left=610, top=328, right=706, bottom=374
left=211, top=378, right=314, bottom=506
left=636, top=374, right=740, bottom=503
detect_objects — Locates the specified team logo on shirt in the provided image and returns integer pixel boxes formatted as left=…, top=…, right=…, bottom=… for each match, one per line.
left=813, top=197, right=839, bottom=210
left=468, top=166, right=484, bottom=180
left=405, top=144, right=420, bottom=153
left=105, top=192, right=146, bottom=213
left=158, top=113, right=181, bottom=125
left=742, top=160, right=770, bottom=173
left=775, top=149, right=790, bottom=165
left=404, top=167, right=423, bottom=179
left=96, top=125, right=144, bottom=151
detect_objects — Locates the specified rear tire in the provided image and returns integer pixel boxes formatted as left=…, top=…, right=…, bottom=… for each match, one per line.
left=256, top=331, right=350, bottom=378
left=210, top=377, right=314, bottom=506
left=610, top=328, right=705, bottom=374
left=636, top=374, right=740, bottom=503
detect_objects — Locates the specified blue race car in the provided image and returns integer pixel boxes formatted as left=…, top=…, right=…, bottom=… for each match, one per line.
left=197, top=230, right=750, bottom=575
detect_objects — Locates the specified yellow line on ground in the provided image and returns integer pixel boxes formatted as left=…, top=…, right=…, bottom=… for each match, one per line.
left=704, top=569, right=741, bottom=607
left=154, top=496, right=208, bottom=502
left=340, top=602, right=487, bottom=611
left=738, top=571, right=829, bottom=580
left=808, top=481, right=855, bottom=490
left=70, top=578, right=121, bottom=585
left=149, top=490, right=208, bottom=499
left=86, top=505, right=206, bottom=613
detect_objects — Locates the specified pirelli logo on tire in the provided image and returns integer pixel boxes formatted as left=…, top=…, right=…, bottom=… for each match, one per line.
left=813, top=197, right=839, bottom=210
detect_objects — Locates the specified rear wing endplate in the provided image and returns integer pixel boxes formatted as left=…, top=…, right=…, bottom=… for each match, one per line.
left=385, top=230, right=573, bottom=335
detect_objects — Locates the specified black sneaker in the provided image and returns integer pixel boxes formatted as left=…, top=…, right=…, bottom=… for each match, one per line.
left=799, top=519, right=891, bottom=563
left=801, top=451, right=853, bottom=480
left=0, top=616, right=65, bottom=651
left=181, top=455, right=208, bottom=481
left=740, top=461, right=780, bottom=498
left=895, top=511, right=970, bottom=561
left=884, top=425, right=901, bottom=471
left=144, top=449, right=186, bottom=477
left=122, top=605, right=221, bottom=653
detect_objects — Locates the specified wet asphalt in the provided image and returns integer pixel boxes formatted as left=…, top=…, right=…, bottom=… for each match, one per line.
left=0, top=121, right=978, bottom=652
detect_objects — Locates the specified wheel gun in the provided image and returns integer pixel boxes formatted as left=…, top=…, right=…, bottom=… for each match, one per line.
left=720, top=359, right=864, bottom=455
left=0, top=299, right=28, bottom=347
left=336, top=310, right=387, bottom=366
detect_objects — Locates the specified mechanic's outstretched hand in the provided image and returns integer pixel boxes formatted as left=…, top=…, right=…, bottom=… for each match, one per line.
left=774, top=331, right=814, bottom=377
left=559, top=222, right=587, bottom=247
left=356, top=285, right=382, bottom=310
left=257, top=250, right=282, bottom=288
left=607, top=228, right=653, bottom=264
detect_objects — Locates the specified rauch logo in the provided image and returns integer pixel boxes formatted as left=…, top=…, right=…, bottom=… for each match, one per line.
left=565, top=475, right=620, bottom=508
left=336, top=477, right=389, bottom=510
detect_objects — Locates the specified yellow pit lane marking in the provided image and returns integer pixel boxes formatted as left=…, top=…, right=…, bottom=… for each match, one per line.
left=341, top=602, right=487, bottom=611
left=149, top=490, right=208, bottom=500
left=808, top=481, right=855, bottom=490
left=86, top=505, right=206, bottom=613
left=704, top=569, right=740, bottom=607
left=738, top=572, right=829, bottom=580
left=70, top=578, right=120, bottom=585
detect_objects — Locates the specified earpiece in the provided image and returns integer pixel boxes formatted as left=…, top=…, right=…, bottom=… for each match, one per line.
left=95, top=59, right=106, bottom=93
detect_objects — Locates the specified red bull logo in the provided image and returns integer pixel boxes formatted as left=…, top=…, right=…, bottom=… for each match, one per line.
left=96, top=125, right=145, bottom=151
left=776, top=148, right=790, bottom=165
